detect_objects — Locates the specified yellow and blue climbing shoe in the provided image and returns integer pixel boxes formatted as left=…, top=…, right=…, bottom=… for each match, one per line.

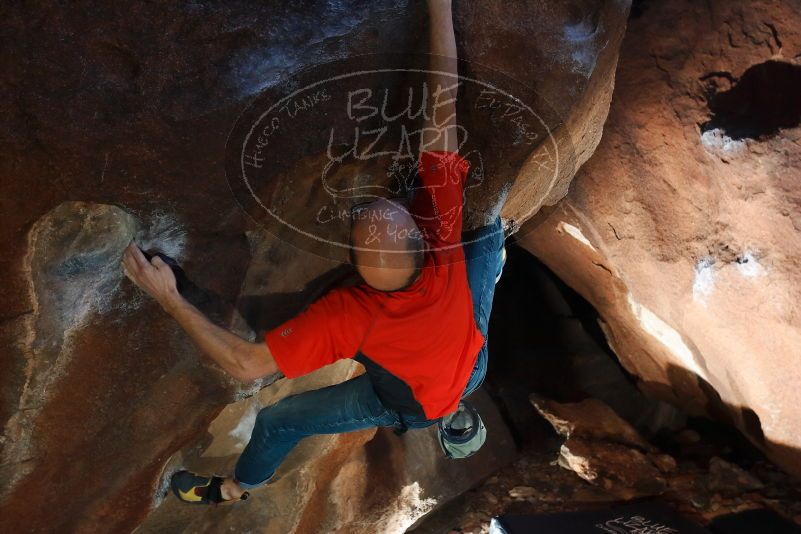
left=170, top=470, right=249, bottom=506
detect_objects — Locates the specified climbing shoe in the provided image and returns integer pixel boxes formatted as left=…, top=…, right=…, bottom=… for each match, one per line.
left=170, top=470, right=249, bottom=505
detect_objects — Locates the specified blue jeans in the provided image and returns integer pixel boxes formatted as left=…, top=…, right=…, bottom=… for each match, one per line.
left=234, top=218, right=506, bottom=488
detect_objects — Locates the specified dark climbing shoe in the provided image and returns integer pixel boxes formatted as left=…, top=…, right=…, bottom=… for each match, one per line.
left=170, top=470, right=249, bottom=505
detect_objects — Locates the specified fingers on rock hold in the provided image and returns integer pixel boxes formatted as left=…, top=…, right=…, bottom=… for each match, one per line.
left=129, top=245, right=149, bottom=268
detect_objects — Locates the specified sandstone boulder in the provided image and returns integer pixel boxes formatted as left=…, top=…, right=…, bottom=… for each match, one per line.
left=0, top=0, right=629, bottom=531
left=531, top=395, right=670, bottom=499
left=520, top=0, right=801, bottom=478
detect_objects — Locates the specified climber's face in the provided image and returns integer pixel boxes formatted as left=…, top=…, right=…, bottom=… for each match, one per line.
left=349, top=198, right=424, bottom=292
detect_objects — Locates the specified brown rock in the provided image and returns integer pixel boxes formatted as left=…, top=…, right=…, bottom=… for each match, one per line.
left=519, top=0, right=801, bottom=478
left=559, top=438, right=667, bottom=499
left=0, top=1, right=630, bottom=531
left=652, top=454, right=679, bottom=474
left=530, top=395, right=652, bottom=450
left=531, top=396, right=669, bottom=499
left=707, top=457, right=765, bottom=495
left=509, top=486, right=538, bottom=500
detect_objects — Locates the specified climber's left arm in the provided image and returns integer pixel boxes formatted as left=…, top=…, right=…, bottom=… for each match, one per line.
left=421, top=0, right=459, bottom=153
left=121, top=244, right=278, bottom=382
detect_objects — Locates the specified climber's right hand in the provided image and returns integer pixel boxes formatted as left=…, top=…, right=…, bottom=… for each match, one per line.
left=122, top=243, right=181, bottom=313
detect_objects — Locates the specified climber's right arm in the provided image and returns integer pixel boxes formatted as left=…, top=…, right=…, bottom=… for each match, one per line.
left=166, top=297, right=278, bottom=383
left=122, top=243, right=278, bottom=383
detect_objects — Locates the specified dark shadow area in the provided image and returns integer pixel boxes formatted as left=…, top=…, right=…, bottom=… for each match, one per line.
left=648, top=364, right=779, bottom=474
left=630, top=0, right=654, bottom=19
left=710, top=507, right=801, bottom=534
left=702, top=61, right=801, bottom=140
left=236, top=264, right=357, bottom=334
left=483, top=242, right=801, bottom=478
left=482, top=243, right=683, bottom=450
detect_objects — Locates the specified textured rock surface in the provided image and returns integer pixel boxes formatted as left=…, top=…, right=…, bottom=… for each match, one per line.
left=520, top=0, right=801, bottom=477
left=412, top=417, right=801, bottom=534
left=0, top=0, right=628, bottom=531
left=141, top=384, right=515, bottom=534
left=2, top=202, right=139, bottom=490
left=530, top=395, right=652, bottom=451
left=531, top=396, right=669, bottom=499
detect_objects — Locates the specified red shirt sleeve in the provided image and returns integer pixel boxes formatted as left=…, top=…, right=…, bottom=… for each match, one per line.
left=265, top=287, right=370, bottom=379
left=410, top=151, right=470, bottom=248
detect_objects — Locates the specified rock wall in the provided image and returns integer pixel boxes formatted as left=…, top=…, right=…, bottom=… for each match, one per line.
left=0, top=1, right=629, bottom=532
left=521, top=0, right=801, bottom=478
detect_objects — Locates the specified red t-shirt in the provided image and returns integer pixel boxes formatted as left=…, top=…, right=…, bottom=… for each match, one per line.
left=265, top=151, right=484, bottom=420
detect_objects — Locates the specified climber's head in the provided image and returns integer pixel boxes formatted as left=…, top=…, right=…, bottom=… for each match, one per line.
left=349, top=198, right=425, bottom=292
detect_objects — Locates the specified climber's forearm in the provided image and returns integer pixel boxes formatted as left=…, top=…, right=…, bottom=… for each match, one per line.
left=166, top=295, right=278, bottom=382
left=428, top=0, right=457, bottom=79
left=423, top=0, right=458, bottom=153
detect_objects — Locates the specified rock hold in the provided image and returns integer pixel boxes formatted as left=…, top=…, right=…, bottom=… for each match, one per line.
left=530, top=394, right=653, bottom=451
left=2, top=202, right=137, bottom=495
left=532, top=395, right=672, bottom=499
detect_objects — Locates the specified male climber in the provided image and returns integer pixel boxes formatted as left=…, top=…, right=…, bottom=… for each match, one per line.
left=122, top=0, right=505, bottom=505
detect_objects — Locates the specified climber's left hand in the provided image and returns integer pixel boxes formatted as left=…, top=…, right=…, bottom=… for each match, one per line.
left=122, top=243, right=181, bottom=312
